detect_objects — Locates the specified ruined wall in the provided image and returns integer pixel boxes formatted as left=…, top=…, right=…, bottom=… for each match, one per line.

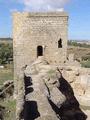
left=13, top=12, right=68, bottom=96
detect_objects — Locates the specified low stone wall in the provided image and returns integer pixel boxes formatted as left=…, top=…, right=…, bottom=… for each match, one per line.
left=59, top=66, right=90, bottom=106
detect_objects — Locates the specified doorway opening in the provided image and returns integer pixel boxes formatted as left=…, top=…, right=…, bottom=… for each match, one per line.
left=37, top=46, right=43, bottom=57
left=58, top=38, right=62, bottom=48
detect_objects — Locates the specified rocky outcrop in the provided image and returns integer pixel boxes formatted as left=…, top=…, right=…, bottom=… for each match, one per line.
left=58, top=76, right=87, bottom=120
left=16, top=57, right=87, bottom=120
left=0, top=80, right=14, bottom=99
left=0, top=80, right=14, bottom=120
left=59, top=66, right=90, bottom=107
left=0, top=105, right=5, bottom=120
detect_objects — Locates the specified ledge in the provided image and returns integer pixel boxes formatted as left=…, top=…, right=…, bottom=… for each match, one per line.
left=13, top=11, right=68, bottom=17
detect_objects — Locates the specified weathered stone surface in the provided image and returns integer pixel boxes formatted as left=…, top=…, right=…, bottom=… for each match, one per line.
left=16, top=57, right=88, bottom=120
left=16, top=69, right=25, bottom=120
left=12, top=11, right=90, bottom=120
left=16, top=58, right=65, bottom=119
left=13, top=12, right=68, bottom=96
left=58, top=66, right=90, bottom=107
left=48, top=87, right=66, bottom=107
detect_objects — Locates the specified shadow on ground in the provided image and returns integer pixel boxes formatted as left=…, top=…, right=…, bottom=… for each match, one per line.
left=48, top=75, right=87, bottom=120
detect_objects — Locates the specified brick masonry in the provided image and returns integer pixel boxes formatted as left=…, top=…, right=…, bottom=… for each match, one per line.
left=13, top=12, right=68, bottom=95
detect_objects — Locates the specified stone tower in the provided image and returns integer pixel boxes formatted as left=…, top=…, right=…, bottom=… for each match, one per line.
left=13, top=12, right=68, bottom=96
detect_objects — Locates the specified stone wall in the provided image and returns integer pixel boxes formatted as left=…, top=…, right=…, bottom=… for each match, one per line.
left=59, top=66, right=90, bottom=106
left=13, top=12, right=68, bottom=96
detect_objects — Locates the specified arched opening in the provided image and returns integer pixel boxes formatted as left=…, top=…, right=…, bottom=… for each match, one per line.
left=58, top=39, right=62, bottom=48
left=37, top=46, right=43, bottom=57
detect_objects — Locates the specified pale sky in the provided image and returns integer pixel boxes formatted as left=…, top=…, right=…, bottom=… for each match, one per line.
left=0, top=0, right=90, bottom=40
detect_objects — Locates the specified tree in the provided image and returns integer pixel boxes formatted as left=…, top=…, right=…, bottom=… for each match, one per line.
left=0, top=43, right=13, bottom=64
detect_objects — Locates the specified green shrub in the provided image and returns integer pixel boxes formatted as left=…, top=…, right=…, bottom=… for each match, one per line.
left=0, top=43, right=13, bottom=64
left=81, top=61, right=90, bottom=68
left=82, top=56, right=90, bottom=61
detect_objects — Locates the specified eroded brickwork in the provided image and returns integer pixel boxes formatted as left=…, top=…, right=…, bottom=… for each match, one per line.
left=13, top=12, right=68, bottom=96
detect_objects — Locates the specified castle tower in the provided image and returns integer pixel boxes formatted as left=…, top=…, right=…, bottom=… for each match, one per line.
left=13, top=12, right=68, bottom=96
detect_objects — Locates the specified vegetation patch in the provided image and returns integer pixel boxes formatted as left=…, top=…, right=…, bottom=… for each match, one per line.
left=0, top=43, right=13, bottom=65
left=82, top=55, right=90, bottom=61
left=0, top=100, right=16, bottom=120
left=47, top=69, right=55, bottom=75
left=46, top=69, right=57, bottom=79
left=81, top=60, right=90, bottom=68
left=0, top=66, right=13, bottom=85
left=68, top=41, right=90, bottom=48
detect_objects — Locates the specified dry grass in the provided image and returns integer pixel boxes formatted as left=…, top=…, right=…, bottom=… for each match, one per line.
left=0, top=64, right=13, bottom=85
left=0, top=100, right=16, bottom=120
left=67, top=46, right=90, bottom=61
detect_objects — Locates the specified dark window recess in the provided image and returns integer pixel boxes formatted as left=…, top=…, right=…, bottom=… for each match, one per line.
left=37, top=46, right=43, bottom=57
left=58, top=39, right=62, bottom=48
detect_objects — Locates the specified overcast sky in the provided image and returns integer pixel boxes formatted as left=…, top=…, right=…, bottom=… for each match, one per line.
left=0, top=0, right=90, bottom=40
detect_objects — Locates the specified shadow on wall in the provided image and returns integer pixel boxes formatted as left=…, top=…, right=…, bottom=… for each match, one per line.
left=21, top=74, right=87, bottom=120
left=20, top=75, right=40, bottom=120
left=24, top=75, right=33, bottom=95
left=48, top=76, right=87, bottom=120
left=23, top=101, right=40, bottom=120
